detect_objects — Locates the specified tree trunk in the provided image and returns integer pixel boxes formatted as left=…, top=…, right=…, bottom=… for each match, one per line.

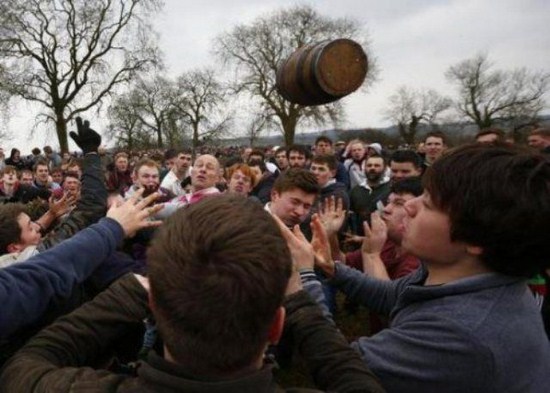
left=55, top=114, right=69, bottom=154
left=192, top=123, right=199, bottom=157
left=156, top=128, right=163, bottom=148
left=282, top=115, right=297, bottom=146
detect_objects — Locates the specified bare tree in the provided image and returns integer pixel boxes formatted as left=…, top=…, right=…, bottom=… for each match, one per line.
left=215, top=5, right=376, bottom=146
left=446, top=53, right=549, bottom=130
left=0, top=0, right=161, bottom=152
left=108, top=90, right=144, bottom=151
left=132, top=76, right=178, bottom=148
left=385, top=86, right=452, bottom=144
left=173, top=69, right=232, bottom=155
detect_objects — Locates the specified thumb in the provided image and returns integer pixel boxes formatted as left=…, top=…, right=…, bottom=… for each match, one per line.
left=69, top=131, right=80, bottom=142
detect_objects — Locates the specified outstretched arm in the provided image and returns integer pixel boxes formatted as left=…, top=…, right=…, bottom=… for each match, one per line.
left=38, top=118, right=108, bottom=251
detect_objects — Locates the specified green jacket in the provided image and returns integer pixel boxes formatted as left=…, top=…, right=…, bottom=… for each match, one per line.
left=0, top=274, right=385, bottom=393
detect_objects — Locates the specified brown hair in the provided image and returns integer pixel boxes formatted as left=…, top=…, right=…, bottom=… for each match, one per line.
left=530, top=127, right=550, bottom=138
left=475, top=127, right=505, bottom=142
left=147, top=195, right=291, bottom=376
left=133, top=158, right=159, bottom=175
left=272, top=167, right=320, bottom=195
left=424, top=143, right=550, bottom=277
left=0, top=203, right=27, bottom=254
left=311, top=154, right=338, bottom=171
left=424, top=131, right=448, bottom=145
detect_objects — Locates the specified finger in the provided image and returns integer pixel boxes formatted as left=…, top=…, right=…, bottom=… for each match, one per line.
left=144, top=219, right=163, bottom=228
left=69, top=131, right=79, bottom=141
left=136, top=191, right=160, bottom=210
left=363, top=220, right=372, bottom=237
left=370, top=212, right=385, bottom=230
left=311, top=214, right=327, bottom=239
left=271, top=213, right=294, bottom=240
left=336, top=197, right=343, bottom=213
left=292, top=224, right=308, bottom=243
left=329, top=195, right=336, bottom=212
left=83, top=120, right=90, bottom=130
left=76, top=117, right=83, bottom=131
left=127, top=188, right=145, bottom=205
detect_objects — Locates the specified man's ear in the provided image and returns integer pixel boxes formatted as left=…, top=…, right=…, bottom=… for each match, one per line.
left=271, top=190, right=280, bottom=202
left=267, top=307, right=285, bottom=345
left=466, top=245, right=483, bottom=256
left=7, top=242, right=24, bottom=254
left=330, top=169, right=337, bottom=178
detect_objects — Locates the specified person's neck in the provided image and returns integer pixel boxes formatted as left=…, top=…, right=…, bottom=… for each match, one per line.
left=2, top=182, right=15, bottom=195
left=164, top=346, right=263, bottom=379
left=175, top=167, right=189, bottom=180
left=424, top=255, right=492, bottom=286
left=367, top=178, right=382, bottom=188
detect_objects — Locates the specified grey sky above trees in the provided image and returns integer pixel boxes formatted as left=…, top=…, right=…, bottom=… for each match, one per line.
left=4, top=0, right=550, bottom=152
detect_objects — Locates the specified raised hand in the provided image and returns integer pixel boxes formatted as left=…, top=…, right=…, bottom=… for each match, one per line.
left=318, top=196, right=346, bottom=237
left=310, top=213, right=335, bottom=278
left=271, top=213, right=314, bottom=295
left=69, top=117, right=102, bottom=154
left=362, top=212, right=387, bottom=256
left=48, top=192, right=77, bottom=218
left=106, top=188, right=163, bottom=237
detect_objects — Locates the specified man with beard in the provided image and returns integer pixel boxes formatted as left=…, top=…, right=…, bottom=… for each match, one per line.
left=349, top=155, right=390, bottom=236
left=287, top=145, right=311, bottom=169
left=124, top=159, right=174, bottom=203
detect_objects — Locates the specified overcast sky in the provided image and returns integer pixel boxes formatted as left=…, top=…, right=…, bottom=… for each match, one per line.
left=4, top=0, right=550, bottom=153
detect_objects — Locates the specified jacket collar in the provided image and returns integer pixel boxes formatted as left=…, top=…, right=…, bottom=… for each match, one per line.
left=138, top=352, right=279, bottom=393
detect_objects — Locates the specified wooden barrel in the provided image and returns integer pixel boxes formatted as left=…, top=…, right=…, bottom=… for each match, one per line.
left=276, top=38, right=368, bottom=106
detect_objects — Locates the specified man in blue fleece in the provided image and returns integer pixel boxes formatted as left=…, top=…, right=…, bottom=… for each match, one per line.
left=0, top=190, right=161, bottom=340
left=310, top=143, right=550, bottom=392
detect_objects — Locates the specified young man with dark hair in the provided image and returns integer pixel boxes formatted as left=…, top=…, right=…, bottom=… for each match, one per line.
left=423, top=131, right=447, bottom=167
left=528, top=127, right=550, bottom=153
left=0, top=166, right=50, bottom=204
left=160, top=149, right=193, bottom=197
left=388, top=150, right=422, bottom=182
left=0, top=117, right=107, bottom=265
left=18, top=169, right=34, bottom=186
left=312, top=144, right=550, bottom=392
left=0, top=194, right=385, bottom=393
left=314, top=136, right=350, bottom=188
left=475, top=127, right=505, bottom=144
left=32, top=159, right=61, bottom=194
left=310, top=154, right=349, bottom=213
left=248, top=148, right=279, bottom=174
left=287, top=144, right=311, bottom=169
left=106, top=152, right=133, bottom=195
left=267, top=167, right=320, bottom=228
left=274, top=146, right=289, bottom=171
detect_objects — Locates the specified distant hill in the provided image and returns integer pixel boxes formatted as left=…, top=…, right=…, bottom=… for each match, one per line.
left=219, top=113, right=550, bottom=147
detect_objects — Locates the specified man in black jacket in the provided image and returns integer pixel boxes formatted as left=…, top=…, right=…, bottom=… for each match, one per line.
left=1, top=195, right=385, bottom=393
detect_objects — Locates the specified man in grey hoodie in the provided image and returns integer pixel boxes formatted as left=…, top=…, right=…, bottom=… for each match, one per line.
left=308, top=143, right=550, bottom=393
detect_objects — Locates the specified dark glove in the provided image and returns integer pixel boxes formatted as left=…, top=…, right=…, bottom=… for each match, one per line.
left=69, top=117, right=101, bottom=154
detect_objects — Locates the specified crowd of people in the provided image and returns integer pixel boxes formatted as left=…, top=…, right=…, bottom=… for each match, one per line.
left=0, top=119, right=549, bottom=392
